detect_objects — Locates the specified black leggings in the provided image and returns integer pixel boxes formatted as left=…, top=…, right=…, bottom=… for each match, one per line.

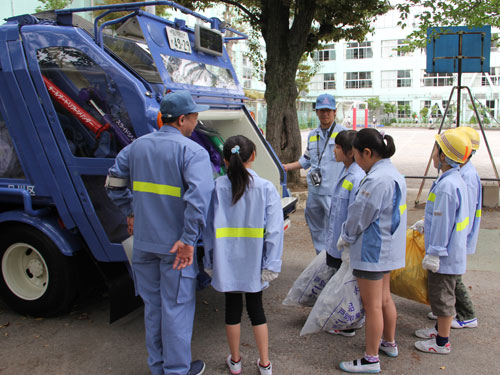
left=225, top=291, right=267, bottom=326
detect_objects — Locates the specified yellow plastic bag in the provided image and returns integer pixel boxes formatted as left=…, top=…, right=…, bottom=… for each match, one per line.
left=390, top=229, right=429, bottom=305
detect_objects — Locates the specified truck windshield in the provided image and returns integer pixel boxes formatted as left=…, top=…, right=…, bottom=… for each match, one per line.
left=160, top=54, right=238, bottom=90
left=104, top=35, right=163, bottom=84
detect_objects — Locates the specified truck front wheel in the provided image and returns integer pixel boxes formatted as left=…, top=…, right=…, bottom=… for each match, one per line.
left=0, top=225, right=76, bottom=317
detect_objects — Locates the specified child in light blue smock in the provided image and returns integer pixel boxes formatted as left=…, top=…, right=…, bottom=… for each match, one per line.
left=204, top=135, right=284, bottom=375
left=415, top=128, right=472, bottom=355
left=324, top=130, right=365, bottom=337
left=337, top=128, right=407, bottom=374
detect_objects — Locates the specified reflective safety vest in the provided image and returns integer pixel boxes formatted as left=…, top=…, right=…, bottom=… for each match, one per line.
left=204, top=169, right=284, bottom=293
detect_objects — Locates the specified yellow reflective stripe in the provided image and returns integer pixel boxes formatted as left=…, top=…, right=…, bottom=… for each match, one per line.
left=310, top=135, right=319, bottom=142
left=133, top=181, right=181, bottom=197
left=476, top=209, right=482, bottom=218
left=428, top=192, right=436, bottom=202
left=341, top=179, right=354, bottom=191
left=456, top=217, right=469, bottom=232
left=330, top=132, right=339, bottom=139
left=216, top=227, right=265, bottom=238
left=399, top=203, right=407, bottom=214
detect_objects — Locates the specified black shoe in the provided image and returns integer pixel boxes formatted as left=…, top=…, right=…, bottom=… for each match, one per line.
left=188, top=360, right=206, bottom=375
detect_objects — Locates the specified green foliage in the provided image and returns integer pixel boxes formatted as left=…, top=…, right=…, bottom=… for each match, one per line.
left=420, top=106, right=429, bottom=122
left=367, top=97, right=383, bottom=111
left=383, top=102, right=397, bottom=115
left=296, top=55, right=320, bottom=97
left=396, top=0, right=500, bottom=50
left=36, top=0, right=71, bottom=12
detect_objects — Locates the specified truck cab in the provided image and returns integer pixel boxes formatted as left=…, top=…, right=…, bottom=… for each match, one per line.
left=0, top=2, right=296, bottom=320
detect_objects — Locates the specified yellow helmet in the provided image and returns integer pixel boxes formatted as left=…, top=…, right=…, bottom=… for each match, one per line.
left=456, top=126, right=480, bottom=150
left=434, top=129, right=472, bottom=164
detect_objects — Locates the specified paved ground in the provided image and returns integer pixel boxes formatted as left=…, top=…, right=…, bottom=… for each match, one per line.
left=1, top=127, right=499, bottom=375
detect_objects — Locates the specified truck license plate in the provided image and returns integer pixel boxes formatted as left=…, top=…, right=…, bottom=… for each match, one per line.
left=165, top=26, right=192, bottom=54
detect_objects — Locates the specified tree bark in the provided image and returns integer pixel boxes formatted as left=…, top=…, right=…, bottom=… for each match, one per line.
left=260, top=0, right=316, bottom=183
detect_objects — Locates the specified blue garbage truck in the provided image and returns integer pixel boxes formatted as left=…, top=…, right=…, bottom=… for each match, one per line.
left=0, top=1, right=296, bottom=321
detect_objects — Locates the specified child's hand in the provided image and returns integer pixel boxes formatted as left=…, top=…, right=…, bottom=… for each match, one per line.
left=422, top=254, right=440, bottom=273
left=261, top=269, right=279, bottom=283
left=337, top=236, right=350, bottom=252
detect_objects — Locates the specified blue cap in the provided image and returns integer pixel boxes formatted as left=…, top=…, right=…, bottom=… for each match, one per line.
left=315, top=94, right=336, bottom=110
left=160, top=90, right=210, bottom=120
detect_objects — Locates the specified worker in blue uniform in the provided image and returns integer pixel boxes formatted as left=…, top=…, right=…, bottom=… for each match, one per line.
left=284, top=94, right=346, bottom=254
left=106, top=90, right=214, bottom=375
left=415, top=128, right=471, bottom=355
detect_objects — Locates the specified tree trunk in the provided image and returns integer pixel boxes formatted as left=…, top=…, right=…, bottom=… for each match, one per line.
left=264, top=65, right=302, bottom=183
left=260, top=0, right=316, bottom=183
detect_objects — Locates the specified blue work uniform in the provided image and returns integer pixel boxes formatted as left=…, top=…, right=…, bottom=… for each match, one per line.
left=299, top=122, right=346, bottom=253
left=424, top=168, right=469, bottom=274
left=340, top=158, right=407, bottom=272
left=460, top=162, right=482, bottom=254
left=107, top=125, right=214, bottom=375
left=204, top=169, right=284, bottom=292
left=325, top=162, right=365, bottom=260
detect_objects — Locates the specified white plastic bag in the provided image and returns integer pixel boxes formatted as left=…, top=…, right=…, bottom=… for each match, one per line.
left=300, top=256, right=364, bottom=335
left=282, top=251, right=335, bottom=307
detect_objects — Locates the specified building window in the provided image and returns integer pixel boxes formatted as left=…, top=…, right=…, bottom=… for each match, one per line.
left=421, top=100, right=431, bottom=109
left=242, top=66, right=253, bottom=80
left=492, top=33, right=499, bottom=52
left=486, top=100, right=495, bottom=117
left=482, top=67, right=500, bottom=86
left=323, top=73, right=336, bottom=89
left=345, top=42, right=373, bottom=60
left=422, top=71, right=454, bottom=86
left=397, top=101, right=411, bottom=118
left=313, top=45, right=336, bottom=62
left=397, top=70, right=412, bottom=87
left=345, top=72, right=372, bottom=89
left=381, top=70, right=412, bottom=88
left=243, top=80, right=252, bottom=89
left=381, top=39, right=410, bottom=58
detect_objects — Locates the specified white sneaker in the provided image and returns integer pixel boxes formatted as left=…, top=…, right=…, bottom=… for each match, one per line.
left=339, top=358, right=381, bottom=373
left=451, top=317, right=478, bottom=329
left=257, top=359, right=272, bottom=375
left=226, top=355, right=241, bottom=375
left=427, top=311, right=437, bottom=320
left=379, top=340, right=398, bottom=357
left=415, top=327, right=438, bottom=339
left=415, top=338, right=451, bottom=354
left=326, top=329, right=356, bottom=337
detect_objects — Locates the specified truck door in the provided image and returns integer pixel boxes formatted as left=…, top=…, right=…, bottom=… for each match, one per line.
left=21, top=25, right=156, bottom=262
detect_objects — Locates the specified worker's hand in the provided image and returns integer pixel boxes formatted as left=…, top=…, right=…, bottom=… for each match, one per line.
left=422, top=254, right=440, bottom=273
left=126, top=215, right=134, bottom=235
left=170, top=240, right=194, bottom=270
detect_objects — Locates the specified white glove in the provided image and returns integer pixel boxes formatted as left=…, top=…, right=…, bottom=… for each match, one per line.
left=411, top=219, right=425, bottom=234
left=205, top=268, right=213, bottom=278
left=422, top=254, right=440, bottom=273
left=337, top=236, right=350, bottom=253
left=261, top=269, right=279, bottom=283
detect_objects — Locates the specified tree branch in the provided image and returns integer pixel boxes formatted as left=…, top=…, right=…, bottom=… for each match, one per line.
left=216, top=0, right=260, bottom=25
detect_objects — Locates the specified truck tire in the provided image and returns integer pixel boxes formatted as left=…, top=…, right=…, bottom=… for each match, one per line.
left=0, top=225, right=77, bottom=317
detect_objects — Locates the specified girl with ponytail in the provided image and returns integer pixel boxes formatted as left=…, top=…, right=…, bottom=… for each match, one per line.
left=337, top=128, right=407, bottom=373
left=204, top=135, right=284, bottom=375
